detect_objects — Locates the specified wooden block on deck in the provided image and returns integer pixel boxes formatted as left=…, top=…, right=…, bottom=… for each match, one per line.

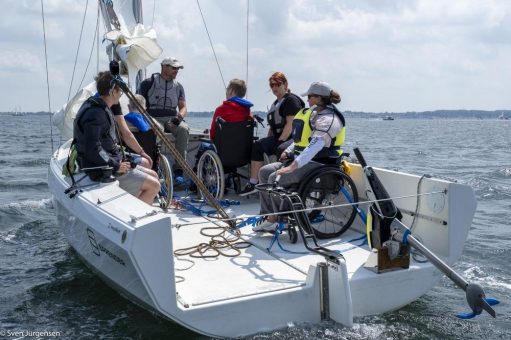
left=364, top=246, right=410, bottom=274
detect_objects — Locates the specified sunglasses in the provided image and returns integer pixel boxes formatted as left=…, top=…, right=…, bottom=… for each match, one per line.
left=307, top=94, right=320, bottom=99
left=269, top=82, right=282, bottom=88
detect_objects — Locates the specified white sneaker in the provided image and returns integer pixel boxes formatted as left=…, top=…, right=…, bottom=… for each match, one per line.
left=253, top=219, right=277, bottom=232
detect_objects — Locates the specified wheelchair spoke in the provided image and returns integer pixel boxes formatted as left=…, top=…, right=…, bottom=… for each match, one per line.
left=197, top=150, right=225, bottom=199
left=299, top=167, right=358, bottom=239
left=157, top=153, right=173, bottom=209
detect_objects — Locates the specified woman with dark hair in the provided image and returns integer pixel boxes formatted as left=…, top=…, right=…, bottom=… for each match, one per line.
left=254, top=81, right=345, bottom=232
left=239, top=72, right=304, bottom=195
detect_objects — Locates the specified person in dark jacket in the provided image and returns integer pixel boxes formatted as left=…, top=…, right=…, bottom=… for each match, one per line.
left=209, top=78, right=253, bottom=140
left=239, top=72, right=304, bottom=196
left=73, top=71, right=160, bottom=204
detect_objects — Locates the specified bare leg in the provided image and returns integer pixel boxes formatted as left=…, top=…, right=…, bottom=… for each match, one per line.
left=138, top=176, right=161, bottom=204
left=137, top=166, right=158, bottom=179
left=139, top=157, right=152, bottom=170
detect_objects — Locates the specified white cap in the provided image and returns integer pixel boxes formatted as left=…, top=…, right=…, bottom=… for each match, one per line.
left=161, top=57, right=183, bottom=69
left=301, top=81, right=332, bottom=97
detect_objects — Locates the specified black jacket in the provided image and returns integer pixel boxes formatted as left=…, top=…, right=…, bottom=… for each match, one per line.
left=73, top=97, right=122, bottom=180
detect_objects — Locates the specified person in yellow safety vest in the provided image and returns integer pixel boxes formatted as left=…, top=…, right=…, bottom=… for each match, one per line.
left=254, top=81, right=345, bottom=232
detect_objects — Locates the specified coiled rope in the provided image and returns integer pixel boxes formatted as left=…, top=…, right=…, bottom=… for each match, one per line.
left=173, top=225, right=251, bottom=259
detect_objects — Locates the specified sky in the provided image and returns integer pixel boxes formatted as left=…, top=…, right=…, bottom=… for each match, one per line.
left=1, top=0, right=510, bottom=113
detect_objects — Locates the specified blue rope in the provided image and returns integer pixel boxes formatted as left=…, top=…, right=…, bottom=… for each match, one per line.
left=266, top=224, right=368, bottom=255
left=176, top=196, right=241, bottom=216
left=236, top=216, right=263, bottom=229
left=341, top=186, right=367, bottom=223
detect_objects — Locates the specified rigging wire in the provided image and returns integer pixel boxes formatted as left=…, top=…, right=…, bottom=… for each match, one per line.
left=96, top=1, right=100, bottom=75
left=67, top=0, right=90, bottom=102
left=245, top=0, right=249, bottom=97
left=77, top=5, right=100, bottom=90
left=151, top=0, right=156, bottom=28
left=196, top=0, right=226, bottom=89
left=40, top=0, right=54, bottom=154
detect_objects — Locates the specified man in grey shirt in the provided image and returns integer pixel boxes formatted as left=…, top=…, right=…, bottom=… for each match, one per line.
left=138, top=57, right=189, bottom=176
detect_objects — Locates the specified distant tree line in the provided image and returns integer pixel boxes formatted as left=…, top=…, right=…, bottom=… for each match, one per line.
left=1, top=109, right=510, bottom=119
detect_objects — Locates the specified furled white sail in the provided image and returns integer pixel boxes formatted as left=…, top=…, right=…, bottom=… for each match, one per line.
left=54, top=0, right=161, bottom=138
left=105, top=23, right=162, bottom=86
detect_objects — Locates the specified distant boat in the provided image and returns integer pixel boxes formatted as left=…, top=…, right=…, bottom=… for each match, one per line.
left=498, top=113, right=509, bottom=120
left=382, top=115, right=394, bottom=120
left=11, top=105, right=24, bottom=116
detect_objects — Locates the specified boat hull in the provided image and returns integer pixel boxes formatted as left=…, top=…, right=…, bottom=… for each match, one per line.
left=48, top=139, right=476, bottom=338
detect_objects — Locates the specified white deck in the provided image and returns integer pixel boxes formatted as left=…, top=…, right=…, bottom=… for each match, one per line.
left=167, top=192, right=370, bottom=308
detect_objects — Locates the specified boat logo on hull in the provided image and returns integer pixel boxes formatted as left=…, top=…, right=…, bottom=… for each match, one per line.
left=86, top=228, right=126, bottom=266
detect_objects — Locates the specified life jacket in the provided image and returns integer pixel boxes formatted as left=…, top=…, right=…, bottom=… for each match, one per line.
left=146, top=73, right=181, bottom=117
left=292, top=105, right=345, bottom=161
left=267, top=93, right=305, bottom=137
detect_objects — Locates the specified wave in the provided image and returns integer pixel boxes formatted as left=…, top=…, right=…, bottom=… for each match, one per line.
left=0, top=181, right=49, bottom=191
left=0, top=198, right=53, bottom=211
left=467, top=176, right=511, bottom=201
left=463, top=265, right=508, bottom=287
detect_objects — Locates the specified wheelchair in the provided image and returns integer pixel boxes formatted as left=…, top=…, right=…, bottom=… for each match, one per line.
left=260, top=155, right=359, bottom=239
left=125, top=129, right=173, bottom=209
left=195, top=117, right=256, bottom=199
left=295, top=160, right=358, bottom=238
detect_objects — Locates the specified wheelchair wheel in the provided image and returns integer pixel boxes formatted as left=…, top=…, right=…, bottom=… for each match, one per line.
left=197, top=149, right=225, bottom=199
left=157, top=153, right=173, bottom=209
left=298, top=167, right=358, bottom=239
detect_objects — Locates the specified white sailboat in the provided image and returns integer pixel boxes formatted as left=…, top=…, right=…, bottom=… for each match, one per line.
left=46, top=1, right=497, bottom=337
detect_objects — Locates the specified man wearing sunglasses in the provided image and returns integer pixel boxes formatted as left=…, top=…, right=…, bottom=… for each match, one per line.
left=138, top=56, right=190, bottom=178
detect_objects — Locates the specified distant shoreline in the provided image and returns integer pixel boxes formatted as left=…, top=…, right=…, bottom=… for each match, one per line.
left=1, top=109, right=510, bottom=119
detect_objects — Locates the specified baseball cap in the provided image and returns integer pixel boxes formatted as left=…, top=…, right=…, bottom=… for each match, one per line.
left=301, top=81, right=332, bottom=97
left=161, top=57, right=184, bottom=69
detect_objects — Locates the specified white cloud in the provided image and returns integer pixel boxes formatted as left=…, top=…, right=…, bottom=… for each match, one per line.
left=0, top=0, right=510, bottom=112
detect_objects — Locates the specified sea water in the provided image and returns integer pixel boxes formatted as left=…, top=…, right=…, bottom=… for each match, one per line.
left=0, top=113, right=509, bottom=339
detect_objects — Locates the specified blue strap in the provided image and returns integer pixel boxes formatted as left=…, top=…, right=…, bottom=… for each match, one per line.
left=402, top=229, right=411, bottom=245
left=341, top=186, right=367, bottom=223
left=310, top=214, right=325, bottom=224
left=266, top=223, right=309, bottom=255
left=236, top=216, right=263, bottom=229
left=220, top=199, right=240, bottom=207
left=177, top=198, right=216, bottom=216
left=176, top=196, right=241, bottom=216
